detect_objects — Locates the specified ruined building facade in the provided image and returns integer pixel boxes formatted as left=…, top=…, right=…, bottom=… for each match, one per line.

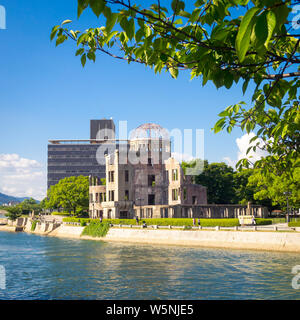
left=89, top=123, right=208, bottom=219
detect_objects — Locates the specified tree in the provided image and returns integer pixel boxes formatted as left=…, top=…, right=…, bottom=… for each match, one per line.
left=183, top=159, right=277, bottom=207
left=20, top=198, right=41, bottom=214
left=248, top=160, right=300, bottom=209
left=233, top=168, right=272, bottom=207
left=46, top=176, right=89, bottom=213
left=183, top=160, right=235, bottom=203
left=51, top=0, right=299, bottom=176
left=5, top=206, right=22, bottom=221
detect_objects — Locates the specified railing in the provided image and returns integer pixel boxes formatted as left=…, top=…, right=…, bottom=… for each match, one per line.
left=62, top=221, right=298, bottom=232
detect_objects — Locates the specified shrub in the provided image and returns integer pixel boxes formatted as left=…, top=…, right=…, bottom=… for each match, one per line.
left=31, top=220, right=38, bottom=231
left=199, top=219, right=239, bottom=227
left=63, top=217, right=241, bottom=227
left=80, top=221, right=87, bottom=227
left=140, top=218, right=193, bottom=226
left=81, top=222, right=110, bottom=238
left=289, top=221, right=300, bottom=227
left=52, top=212, right=72, bottom=216
left=255, top=218, right=272, bottom=225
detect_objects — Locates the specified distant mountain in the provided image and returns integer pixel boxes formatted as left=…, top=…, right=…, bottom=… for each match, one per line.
left=0, top=193, right=36, bottom=205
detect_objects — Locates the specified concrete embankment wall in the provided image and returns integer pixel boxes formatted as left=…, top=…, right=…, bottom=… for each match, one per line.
left=45, top=225, right=300, bottom=253
left=2, top=220, right=300, bottom=253
left=103, top=228, right=300, bottom=252
left=49, top=225, right=84, bottom=238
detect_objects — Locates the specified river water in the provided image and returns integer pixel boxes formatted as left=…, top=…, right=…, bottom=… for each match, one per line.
left=0, top=230, right=299, bottom=300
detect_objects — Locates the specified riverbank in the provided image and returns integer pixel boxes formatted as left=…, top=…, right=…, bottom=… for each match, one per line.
left=47, top=224, right=300, bottom=253
left=0, top=225, right=23, bottom=232
left=2, top=220, right=300, bottom=252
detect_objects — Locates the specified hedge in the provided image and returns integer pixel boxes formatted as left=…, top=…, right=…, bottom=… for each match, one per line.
left=52, top=212, right=72, bottom=216
left=199, top=219, right=239, bottom=227
left=63, top=217, right=240, bottom=227
left=288, top=221, right=300, bottom=227
left=255, top=218, right=272, bottom=225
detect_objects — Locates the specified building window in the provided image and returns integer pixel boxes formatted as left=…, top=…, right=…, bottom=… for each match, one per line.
left=125, top=170, right=129, bottom=182
left=148, top=175, right=155, bottom=187
left=109, top=171, right=114, bottom=182
left=183, top=188, right=187, bottom=200
left=192, top=196, right=197, bottom=204
left=148, top=194, right=155, bottom=205
left=172, top=169, right=178, bottom=181
left=100, top=193, right=106, bottom=202
left=148, top=158, right=152, bottom=165
left=125, top=190, right=129, bottom=201
left=109, top=190, right=115, bottom=201
left=172, top=189, right=179, bottom=201
left=120, top=211, right=128, bottom=219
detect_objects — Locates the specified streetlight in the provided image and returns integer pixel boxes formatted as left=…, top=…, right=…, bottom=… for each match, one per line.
left=283, top=191, right=292, bottom=223
left=135, top=198, right=144, bottom=219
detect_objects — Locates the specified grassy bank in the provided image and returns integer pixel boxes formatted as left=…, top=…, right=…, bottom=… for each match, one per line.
left=81, top=222, right=110, bottom=238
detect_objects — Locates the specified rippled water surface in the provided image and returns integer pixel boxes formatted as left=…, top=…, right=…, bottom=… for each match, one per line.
left=0, top=231, right=299, bottom=300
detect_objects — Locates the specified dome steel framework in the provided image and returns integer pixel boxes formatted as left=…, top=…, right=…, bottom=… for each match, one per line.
left=130, top=123, right=170, bottom=140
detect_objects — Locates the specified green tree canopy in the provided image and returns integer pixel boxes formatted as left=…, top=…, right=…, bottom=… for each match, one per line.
left=248, top=159, right=300, bottom=209
left=5, top=206, right=22, bottom=221
left=46, top=176, right=89, bottom=213
left=233, top=168, right=272, bottom=207
left=20, top=198, right=41, bottom=213
left=52, top=0, right=299, bottom=176
left=183, top=160, right=236, bottom=203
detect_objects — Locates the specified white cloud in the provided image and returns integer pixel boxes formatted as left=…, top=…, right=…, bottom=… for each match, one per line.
left=172, top=152, right=195, bottom=163
left=0, top=154, right=46, bottom=201
left=224, top=132, right=269, bottom=168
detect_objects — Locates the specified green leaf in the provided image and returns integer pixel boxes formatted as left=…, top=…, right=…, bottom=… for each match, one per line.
left=224, top=72, right=234, bottom=89
left=89, top=0, right=105, bottom=17
left=87, top=51, right=96, bottom=62
left=50, top=25, right=60, bottom=41
left=78, top=0, right=89, bottom=18
left=171, top=0, right=185, bottom=15
left=169, top=67, right=178, bottom=79
left=235, top=7, right=260, bottom=62
left=242, top=78, right=250, bottom=95
left=56, top=34, right=67, bottom=47
left=75, top=48, right=85, bottom=56
left=127, top=18, right=135, bottom=40
left=265, top=11, right=276, bottom=47
left=81, top=53, right=87, bottom=67
left=106, top=13, right=118, bottom=33
left=77, top=33, right=87, bottom=45
left=160, top=53, right=168, bottom=62
left=70, top=30, right=77, bottom=39
left=62, top=20, right=72, bottom=25
left=254, top=11, right=268, bottom=48
left=213, top=118, right=226, bottom=133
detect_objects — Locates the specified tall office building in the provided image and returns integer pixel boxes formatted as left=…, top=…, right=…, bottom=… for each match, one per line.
left=47, top=119, right=121, bottom=189
left=90, top=119, right=115, bottom=140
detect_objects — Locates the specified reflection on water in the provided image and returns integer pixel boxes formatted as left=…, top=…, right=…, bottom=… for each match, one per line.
left=0, top=231, right=299, bottom=300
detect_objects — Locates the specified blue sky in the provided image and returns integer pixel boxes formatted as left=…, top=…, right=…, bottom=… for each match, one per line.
left=0, top=0, right=257, bottom=199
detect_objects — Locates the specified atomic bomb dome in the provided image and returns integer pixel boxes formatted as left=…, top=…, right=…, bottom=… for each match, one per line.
left=130, top=123, right=170, bottom=140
